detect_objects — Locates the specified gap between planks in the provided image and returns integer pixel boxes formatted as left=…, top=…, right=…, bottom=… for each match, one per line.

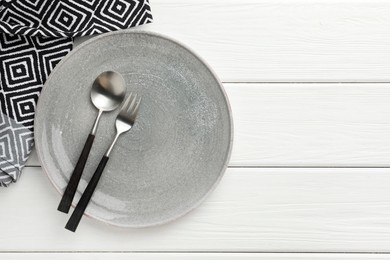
left=2, top=252, right=390, bottom=260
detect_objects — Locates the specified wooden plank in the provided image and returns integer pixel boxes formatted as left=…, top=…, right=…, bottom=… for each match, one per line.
left=143, top=0, right=390, bottom=82
left=28, top=83, right=390, bottom=167
left=2, top=167, right=390, bottom=252
left=2, top=253, right=389, bottom=259
left=227, top=83, right=390, bottom=167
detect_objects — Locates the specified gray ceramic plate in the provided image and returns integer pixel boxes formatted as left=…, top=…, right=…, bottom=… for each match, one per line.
left=35, top=30, right=233, bottom=227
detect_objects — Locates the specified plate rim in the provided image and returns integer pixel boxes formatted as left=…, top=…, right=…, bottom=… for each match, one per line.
left=34, top=30, right=234, bottom=228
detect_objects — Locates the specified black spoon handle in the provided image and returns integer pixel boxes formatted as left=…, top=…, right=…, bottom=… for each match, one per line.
left=65, top=155, right=109, bottom=232
left=57, top=134, right=95, bottom=213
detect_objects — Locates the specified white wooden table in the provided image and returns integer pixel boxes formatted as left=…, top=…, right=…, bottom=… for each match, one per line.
left=2, top=0, right=390, bottom=258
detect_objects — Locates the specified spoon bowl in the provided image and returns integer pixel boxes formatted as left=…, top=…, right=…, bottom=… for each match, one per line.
left=91, top=71, right=126, bottom=111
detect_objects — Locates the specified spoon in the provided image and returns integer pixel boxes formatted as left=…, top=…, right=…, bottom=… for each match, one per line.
left=57, top=71, right=126, bottom=214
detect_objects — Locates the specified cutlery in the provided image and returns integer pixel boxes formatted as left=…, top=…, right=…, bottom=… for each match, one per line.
left=57, top=71, right=126, bottom=213
left=65, top=93, right=142, bottom=232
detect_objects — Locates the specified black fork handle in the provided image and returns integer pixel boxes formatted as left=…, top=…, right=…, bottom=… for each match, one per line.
left=57, top=134, right=95, bottom=213
left=65, top=155, right=109, bottom=232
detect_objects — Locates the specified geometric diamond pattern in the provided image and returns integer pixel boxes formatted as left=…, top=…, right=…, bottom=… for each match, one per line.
left=0, top=0, right=152, bottom=186
left=0, top=0, right=153, bottom=37
left=2, top=52, right=41, bottom=90
left=0, top=111, right=33, bottom=187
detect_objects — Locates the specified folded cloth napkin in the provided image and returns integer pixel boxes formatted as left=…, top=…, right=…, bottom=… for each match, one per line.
left=0, top=0, right=152, bottom=187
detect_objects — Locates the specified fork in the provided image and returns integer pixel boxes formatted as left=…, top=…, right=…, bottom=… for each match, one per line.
left=65, top=93, right=142, bottom=232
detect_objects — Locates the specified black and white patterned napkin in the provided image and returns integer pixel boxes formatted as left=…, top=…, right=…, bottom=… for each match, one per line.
left=0, top=0, right=152, bottom=187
